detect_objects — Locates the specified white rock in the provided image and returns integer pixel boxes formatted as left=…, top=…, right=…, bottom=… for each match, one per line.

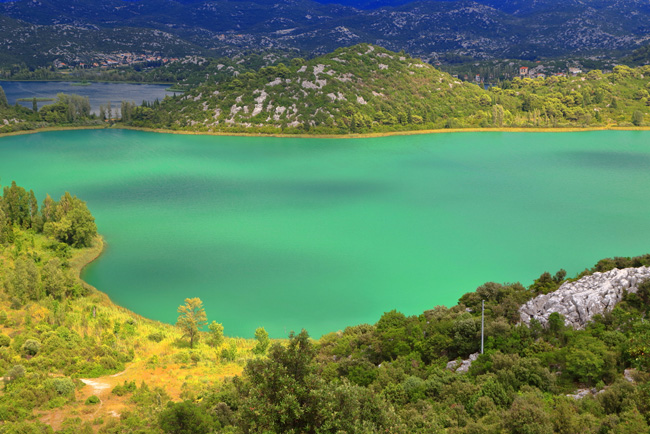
left=520, top=266, right=650, bottom=329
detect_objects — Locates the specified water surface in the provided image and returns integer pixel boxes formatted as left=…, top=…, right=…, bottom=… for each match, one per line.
left=1, top=129, right=649, bottom=337
left=0, top=81, right=175, bottom=114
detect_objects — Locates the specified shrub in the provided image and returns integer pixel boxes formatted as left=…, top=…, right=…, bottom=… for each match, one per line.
left=112, top=381, right=137, bottom=396
left=49, top=377, right=76, bottom=396
left=0, top=334, right=10, bottom=347
left=220, top=341, right=238, bottom=362
left=148, top=332, right=165, bottom=343
left=504, top=392, right=553, bottom=434
left=5, top=365, right=26, bottom=382
left=21, top=339, right=41, bottom=356
left=85, top=395, right=100, bottom=405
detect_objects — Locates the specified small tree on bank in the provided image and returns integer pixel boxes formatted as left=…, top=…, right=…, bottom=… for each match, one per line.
left=176, top=298, right=207, bottom=349
left=208, top=321, right=224, bottom=348
left=253, top=327, right=270, bottom=355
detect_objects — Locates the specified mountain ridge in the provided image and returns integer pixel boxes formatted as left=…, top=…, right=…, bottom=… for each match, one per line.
left=2, top=0, right=650, bottom=66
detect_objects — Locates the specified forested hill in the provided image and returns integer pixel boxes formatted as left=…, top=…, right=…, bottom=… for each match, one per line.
left=123, top=44, right=650, bottom=134
left=125, top=44, right=486, bottom=134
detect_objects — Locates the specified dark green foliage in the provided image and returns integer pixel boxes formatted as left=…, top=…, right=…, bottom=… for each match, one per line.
left=0, top=85, right=8, bottom=107
left=44, top=192, right=97, bottom=248
left=159, top=401, right=214, bottom=434
left=46, top=377, right=76, bottom=396
left=0, top=334, right=10, bottom=347
left=112, top=381, right=137, bottom=396
left=147, top=332, right=166, bottom=342
left=84, top=395, right=100, bottom=405
left=21, top=339, right=41, bottom=356
left=504, top=391, right=553, bottom=434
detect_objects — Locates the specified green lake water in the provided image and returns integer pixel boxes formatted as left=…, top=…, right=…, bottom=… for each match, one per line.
left=1, top=129, right=649, bottom=337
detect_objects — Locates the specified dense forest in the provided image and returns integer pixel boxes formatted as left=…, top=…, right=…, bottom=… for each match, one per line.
left=2, top=44, right=650, bottom=136
left=1, top=182, right=649, bottom=433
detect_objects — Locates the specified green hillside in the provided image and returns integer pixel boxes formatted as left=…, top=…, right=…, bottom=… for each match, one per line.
left=124, top=44, right=650, bottom=134
left=125, top=44, right=488, bottom=134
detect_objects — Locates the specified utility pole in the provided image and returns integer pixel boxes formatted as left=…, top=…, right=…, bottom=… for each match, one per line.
left=481, top=300, right=485, bottom=354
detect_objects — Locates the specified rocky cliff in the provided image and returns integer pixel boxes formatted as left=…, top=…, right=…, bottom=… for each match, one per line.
left=519, top=266, right=650, bottom=329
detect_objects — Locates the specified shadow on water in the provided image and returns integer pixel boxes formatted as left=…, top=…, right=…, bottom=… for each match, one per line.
left=560, top=151, right=650, bottom=170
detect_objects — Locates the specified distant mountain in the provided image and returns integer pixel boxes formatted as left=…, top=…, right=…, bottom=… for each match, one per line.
left=2, top=0, right=650, bottom=66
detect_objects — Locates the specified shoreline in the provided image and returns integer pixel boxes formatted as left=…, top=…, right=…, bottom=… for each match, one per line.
left=3, top=124, right=650, bottom=140
left=70, top=236, right=176, bottom=329
left=69, top=235, right=110, bottom=299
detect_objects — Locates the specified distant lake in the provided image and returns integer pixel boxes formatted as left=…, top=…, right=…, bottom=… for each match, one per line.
left=0, top=129, right=649, bottom=338
left=0, top=81, right=175, bottom=115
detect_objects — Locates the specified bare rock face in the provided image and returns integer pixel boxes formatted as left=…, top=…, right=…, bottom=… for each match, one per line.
left=446, top=352, right=479, bottom=373
left=519, top=266, right=650, bottom=329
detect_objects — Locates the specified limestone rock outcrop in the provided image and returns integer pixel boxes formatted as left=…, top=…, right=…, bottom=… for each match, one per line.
left=519, top=266, right=650, bottom=329
left=446, top=352, right=479, bottom=373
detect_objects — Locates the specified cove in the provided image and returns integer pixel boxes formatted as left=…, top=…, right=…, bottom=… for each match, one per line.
left=1, top=129, right=649, bottom=338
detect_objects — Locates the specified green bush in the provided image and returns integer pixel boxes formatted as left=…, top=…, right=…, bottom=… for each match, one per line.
left=85, top=395, right=100, bottom=405
left=0, top=334, right=11, bottom=347
left=21, top=339, right=41, bottom=356
left=112, top=381, right=137, bottom=396
left=5, top=365, right=25, bottom=382
left=148, top=332, right=165, bottom=342
left=48, top=377, right=76, bottom=396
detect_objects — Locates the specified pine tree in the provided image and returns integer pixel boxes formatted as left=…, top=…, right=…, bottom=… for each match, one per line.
left=177, top=298, right=207, bottom=348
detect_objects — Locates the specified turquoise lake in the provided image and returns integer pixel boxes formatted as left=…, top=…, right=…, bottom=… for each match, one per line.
left=0, top=129, right=649, bottom=337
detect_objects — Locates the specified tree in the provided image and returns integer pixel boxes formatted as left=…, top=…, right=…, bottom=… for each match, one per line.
left=44, top=192, right=97, bottom=247
left=632, top=110, right=644, bottom=126
left=41, top=258, right=66, bottom=299
left=238, top=330, right=318, bottom=433
left=159, top=401, right=214, bottom=434
left=2, top=181, right=31, bottom=228
left=41, top=194, right=56, bottom=224
left=504, top=392, right=553, bottom=434
left=208, top=321, right=224, bottom=348
left=176, top=298, right=207, bottom=348
left=253, top=327, right=270, bottom=355
left=0, top=85, right=8, bottom=107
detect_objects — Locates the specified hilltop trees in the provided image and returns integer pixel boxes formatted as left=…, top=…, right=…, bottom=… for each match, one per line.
left=176, top=298, right=207, bottom=349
